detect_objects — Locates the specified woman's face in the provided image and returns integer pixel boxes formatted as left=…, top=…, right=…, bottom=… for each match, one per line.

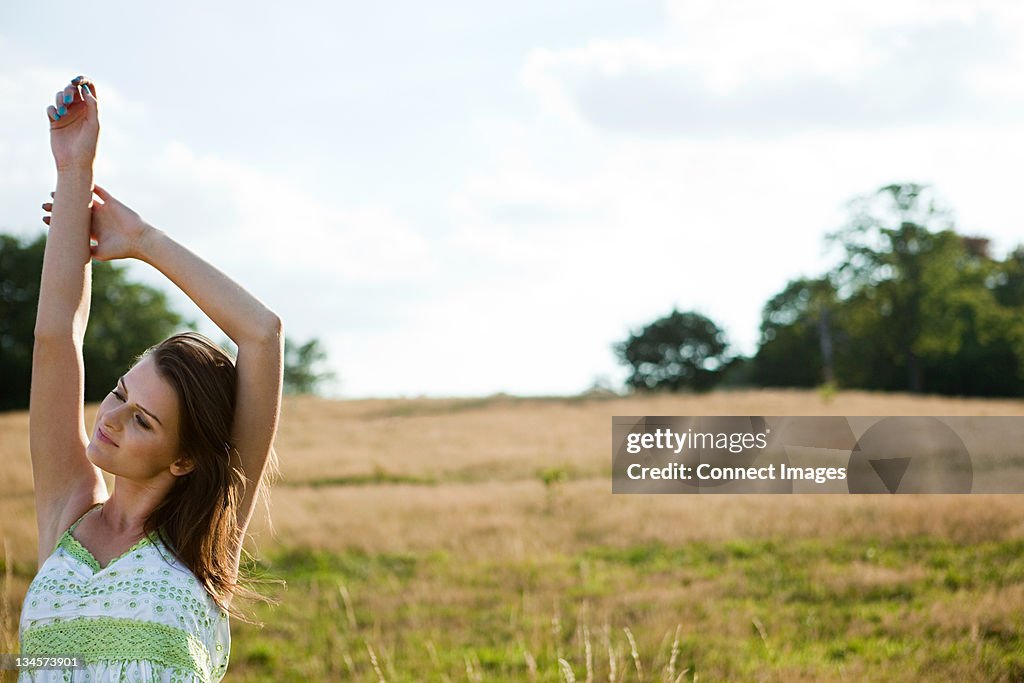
left=86, top=355, right=186, bottom=481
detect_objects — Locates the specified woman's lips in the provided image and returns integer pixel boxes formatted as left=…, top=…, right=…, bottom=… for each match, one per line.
left=97, top=427, right=119, bottom=447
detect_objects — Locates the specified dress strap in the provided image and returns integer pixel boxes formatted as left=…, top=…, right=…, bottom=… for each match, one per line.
left=55, top=502, right=104, bottom=551
left=70, top=503, right=103, bottom=532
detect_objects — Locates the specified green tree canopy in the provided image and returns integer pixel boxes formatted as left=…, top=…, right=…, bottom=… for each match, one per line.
left=753, top=276, right=836, bottom=388
left=284, top=336, right=336, bottom=395
left=828, top=183, right=959, bottom=392
left=615, top=309, right=729, bottom=392
left=753, top=183, right=1024, bottom=396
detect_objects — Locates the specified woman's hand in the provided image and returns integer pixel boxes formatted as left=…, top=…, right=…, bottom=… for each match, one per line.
left=43, top=185, right=155, bottom=261
left=47, top=76, right=100, bottom=172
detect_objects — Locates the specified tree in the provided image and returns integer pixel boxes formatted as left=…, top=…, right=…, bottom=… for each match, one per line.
left=615, top=309, right=729, bottom=392
left=992, top=246, right=1024, bottom=308
left=753, top=183, right=1024, bottom=396
left=0, top=235, right=44, bottom=410
left=0, top=233, right=185, bottom=410
left=283, top=336, right=336, bottom=395
left=828, top=183, right=960, bottom=392
left=753, top=277, right=837, bottom=387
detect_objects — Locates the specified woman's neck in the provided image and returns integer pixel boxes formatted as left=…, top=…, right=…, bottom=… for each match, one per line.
left=101, top=476, right=175, bottom=535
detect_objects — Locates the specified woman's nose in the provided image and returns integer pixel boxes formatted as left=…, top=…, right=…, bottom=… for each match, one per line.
left=104, top=404, right=128, bottom=430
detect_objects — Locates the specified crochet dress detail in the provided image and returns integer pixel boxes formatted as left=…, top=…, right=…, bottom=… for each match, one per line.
left=19, top=504, right=230, bottom=682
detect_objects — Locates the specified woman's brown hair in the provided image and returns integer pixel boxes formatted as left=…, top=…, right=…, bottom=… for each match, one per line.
left=138, top=331, right=275, bottom=618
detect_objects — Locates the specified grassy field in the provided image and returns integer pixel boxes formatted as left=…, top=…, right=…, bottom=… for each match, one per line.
left=3, top=389, right=1024, bottom=681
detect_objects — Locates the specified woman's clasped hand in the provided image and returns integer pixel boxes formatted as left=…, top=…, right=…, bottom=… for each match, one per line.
left=47, top=75, right=100, bottom=172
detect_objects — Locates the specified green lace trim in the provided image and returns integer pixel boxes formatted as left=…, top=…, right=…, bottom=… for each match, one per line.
left=21, top=616, right=213, bottom=678
left=57, top=532, right=101, bottom=572
left=58, top=527, right=156, bottom=573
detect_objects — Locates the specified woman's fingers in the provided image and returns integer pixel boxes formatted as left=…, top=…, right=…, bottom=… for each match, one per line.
left=49, top=87, right=73, bottom=121
left=70, top=76, right=98, bottom=106
left=48, top=77, right=98, bottom=121
left=59, top=85, right=74, bottom=108
left=41, top=192, right=102, bottom=221
left=92, top=184, right=111, bottom=201
left=53, top=87, right=74, bottom=118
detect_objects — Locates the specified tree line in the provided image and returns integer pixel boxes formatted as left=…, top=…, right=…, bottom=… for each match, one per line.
left=5, top=181, right=1020, bottom=407
left=0, top=234, right=333, bottom=411
left=617, top=183, right=1024, bottom=396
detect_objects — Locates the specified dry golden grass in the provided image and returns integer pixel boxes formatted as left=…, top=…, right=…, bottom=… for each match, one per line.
left=4, top=388, right=1024, bottom=570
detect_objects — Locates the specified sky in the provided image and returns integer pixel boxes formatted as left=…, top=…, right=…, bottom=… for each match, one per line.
left=3, top=0, right=1024, bottom=397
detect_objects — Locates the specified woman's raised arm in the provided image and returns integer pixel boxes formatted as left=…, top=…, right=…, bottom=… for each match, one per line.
left=86, top=185, right=283, bottom=569
left=31, top=77, right=108, bottom=564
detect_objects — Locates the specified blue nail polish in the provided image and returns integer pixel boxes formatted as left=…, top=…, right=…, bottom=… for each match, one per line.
left=53, top=112, right=61, bottom=121
left=82, top=84, right=91, bottom=96
left=63, top=93, right=73, bottom=104
left=57, top=105, right=67, bottom=116
left=72, top=75, right=82, bottom=84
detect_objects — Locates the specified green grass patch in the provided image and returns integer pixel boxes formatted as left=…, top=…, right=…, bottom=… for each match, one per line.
left=284, top=468, right=437, bottom=487
left=219, top=537, right=1024, bottom=681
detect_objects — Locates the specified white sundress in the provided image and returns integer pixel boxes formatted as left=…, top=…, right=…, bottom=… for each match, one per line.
left=18, top=504, right=230, bottom=682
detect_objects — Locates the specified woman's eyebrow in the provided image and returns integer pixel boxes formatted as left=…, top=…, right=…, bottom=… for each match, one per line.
left=118, top=376, right=164, bottom=426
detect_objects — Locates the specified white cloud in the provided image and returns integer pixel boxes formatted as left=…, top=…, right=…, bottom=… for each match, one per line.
left=143, top=142, right=436, bottom=284
left=662, top=0, right=986, bottom=87
left=522, top=0, right=1022, bottom=137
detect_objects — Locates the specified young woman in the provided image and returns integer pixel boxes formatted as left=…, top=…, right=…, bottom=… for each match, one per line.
left=19, top=76, right=283, bottom=682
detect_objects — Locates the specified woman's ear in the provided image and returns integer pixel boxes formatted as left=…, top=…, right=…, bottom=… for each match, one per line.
left=170, top=457, right=195, bottom=477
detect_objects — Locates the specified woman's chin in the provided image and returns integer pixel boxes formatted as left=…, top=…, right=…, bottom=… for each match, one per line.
left=85, top=442, right=116, bottom=474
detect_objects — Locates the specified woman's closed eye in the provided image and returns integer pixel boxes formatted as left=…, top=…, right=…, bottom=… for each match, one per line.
left=110, top=389, right=152, bottom=429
